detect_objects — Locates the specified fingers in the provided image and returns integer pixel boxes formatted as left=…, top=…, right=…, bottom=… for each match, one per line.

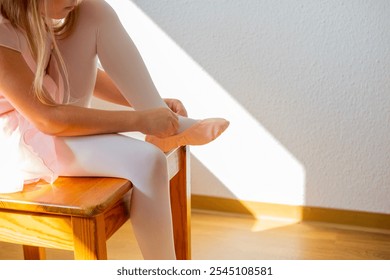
left=164, top=98, right=188, bottom=117
left=139, top=107, right=180, bottom=137
left=153, top=107, right=178, bottom=137
left=167, top=109, right=179, bottom=136
left=176, top=107, right=188, bottom=117
left=173, top=100, right=188, bottom=117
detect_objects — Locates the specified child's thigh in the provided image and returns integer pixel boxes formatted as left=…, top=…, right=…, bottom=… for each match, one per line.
left=53, top=133, right=167, bottom=184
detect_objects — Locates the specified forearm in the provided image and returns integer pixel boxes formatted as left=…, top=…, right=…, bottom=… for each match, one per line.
left=0, top=51, right=141, bottom=136
left=39, top=104, right=142, bottom=136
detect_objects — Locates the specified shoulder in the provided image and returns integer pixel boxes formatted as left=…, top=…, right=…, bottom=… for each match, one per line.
left=78, top=0, right=118, bottom=21
left=0, top=15, right=21, bottom=52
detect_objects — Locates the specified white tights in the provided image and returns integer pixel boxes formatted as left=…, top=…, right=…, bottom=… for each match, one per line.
left=53, top=0, right=189, bottom=259
left=54, top=134, right=176, bottom=260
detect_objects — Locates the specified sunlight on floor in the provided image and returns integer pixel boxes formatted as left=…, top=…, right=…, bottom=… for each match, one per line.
left=1, top=212, right=389, bottom=260
left=251, top=216, right=299, bottom=232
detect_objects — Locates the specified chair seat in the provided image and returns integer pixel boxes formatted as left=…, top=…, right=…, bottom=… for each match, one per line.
left=0, top=146, right=191, bottom=260
left=0, top=177, right=132, bottom=217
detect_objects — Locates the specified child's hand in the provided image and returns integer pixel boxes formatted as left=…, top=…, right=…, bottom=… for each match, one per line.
left=164, top=98, right=188, bottom=117
left=139, top=107, right=179, bottom=137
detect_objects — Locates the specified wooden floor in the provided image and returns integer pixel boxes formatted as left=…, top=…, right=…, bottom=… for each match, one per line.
left=1, top=210, right=389, bottom=260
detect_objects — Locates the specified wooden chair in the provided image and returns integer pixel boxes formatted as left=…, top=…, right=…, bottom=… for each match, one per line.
left=0, top=146, right=191, bottom=260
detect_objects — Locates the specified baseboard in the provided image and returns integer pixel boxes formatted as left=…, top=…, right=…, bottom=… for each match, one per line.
left=191, top=195, right=390, bottom=230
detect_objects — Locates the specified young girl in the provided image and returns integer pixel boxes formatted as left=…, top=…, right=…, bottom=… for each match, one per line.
left=0, top=0, right=228, bottom=259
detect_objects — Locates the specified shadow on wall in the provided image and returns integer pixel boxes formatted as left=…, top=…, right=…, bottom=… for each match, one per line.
left=191, top=155, right=255, bottom=217
left=107, top=0, right=390, bottom=214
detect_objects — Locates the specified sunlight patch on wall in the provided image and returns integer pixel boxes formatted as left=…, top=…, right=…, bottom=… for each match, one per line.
left=105, top=0, right=306, bottom=205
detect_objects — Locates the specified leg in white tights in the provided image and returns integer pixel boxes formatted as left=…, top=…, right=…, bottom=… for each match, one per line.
left=55, top=0, right=179, bottom=260
left=53, top=0, right=228, bottom=259
left=54, top=134, right=176, bottom=260
left=91, top=0, right=229, bottom=141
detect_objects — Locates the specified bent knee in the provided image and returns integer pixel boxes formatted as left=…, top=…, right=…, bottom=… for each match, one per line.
left=141, top=144, right=167, bottom=170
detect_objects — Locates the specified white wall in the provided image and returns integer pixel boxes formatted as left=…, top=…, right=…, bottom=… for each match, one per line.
left=100, top=0, right=390, bottom=214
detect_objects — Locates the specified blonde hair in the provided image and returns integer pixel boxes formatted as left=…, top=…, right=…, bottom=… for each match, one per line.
left=0, top=0, right=79, bottom=104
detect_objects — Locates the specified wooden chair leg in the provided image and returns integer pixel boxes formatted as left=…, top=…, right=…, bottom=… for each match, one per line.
left=23, top=245, right=46, bottom=260
left=72, top=215, right=107, bottom=260
left=170, top=146, right=191, bottom=260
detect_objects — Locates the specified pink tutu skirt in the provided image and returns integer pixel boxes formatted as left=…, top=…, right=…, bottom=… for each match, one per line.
left=0, top=110, right=58, bottom=193
left=0, top=14, right=70, bottom=193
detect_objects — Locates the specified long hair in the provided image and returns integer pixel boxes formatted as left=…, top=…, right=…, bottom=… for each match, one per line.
left=0, top=0, right=79, bottom=104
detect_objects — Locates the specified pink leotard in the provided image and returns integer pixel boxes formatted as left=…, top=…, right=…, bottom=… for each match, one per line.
left=0, top=0, right=178, bottom=259
left=0, top=14, right=63, bottom=189
left=0, top=0, right=150, bottom=190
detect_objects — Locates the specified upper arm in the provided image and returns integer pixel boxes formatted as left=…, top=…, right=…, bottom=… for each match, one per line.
left=0, top=46, right=55, bottom=132
left=0, top=20, right=61, bottom=133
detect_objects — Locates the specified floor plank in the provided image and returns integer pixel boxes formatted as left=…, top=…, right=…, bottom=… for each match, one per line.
left=0, top=211, right=389, bottom=260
